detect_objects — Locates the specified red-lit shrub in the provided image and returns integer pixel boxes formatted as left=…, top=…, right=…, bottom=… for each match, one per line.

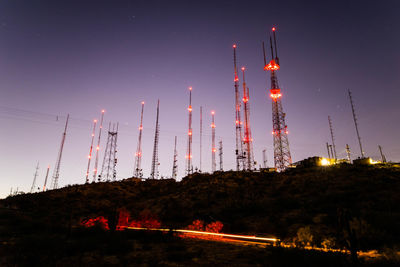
left=187, top=220, right=205, bottom=231
left=81, top=216, right=109, bottom=230
left=205, top=221, right=223, bottom=233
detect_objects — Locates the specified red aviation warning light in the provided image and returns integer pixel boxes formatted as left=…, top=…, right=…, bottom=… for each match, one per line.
left=272, top=27, right=276, bottom=31
left=264, top=59, right=280, bottom=71
left=270, top=88, right=282, bottom=100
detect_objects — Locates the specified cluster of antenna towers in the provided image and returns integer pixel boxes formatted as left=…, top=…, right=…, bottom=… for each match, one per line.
left=25, top=26, right=386, bottom=195
left=27, top=27, right=294, bottom=194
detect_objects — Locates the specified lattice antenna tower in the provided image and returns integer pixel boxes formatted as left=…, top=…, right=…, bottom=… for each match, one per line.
left=241, top=67, right=255, bottom=170
left=30, top=162, right=39, bottom=193
left=186, top=87, right=193, bottom=175
left=378, top=145, right=387, bottom=163
left=134, top=101, right=145, bottom=177
left=263, top=27, right=292, bottom=171
left=219, top=140, right=223, bottom=171
left=328, top=116, right=337, bottom=161
left=233, top=44, right=244, bottom=170
left=43, top=165, right=50, bottom=191
left=348, top=90, right=365, bottom=158
left=150, top=100, right=160, bottom=179
left=85, top=119, right=97, bottom=183
left=211, top=111, right=216, bottom=172
left=200, top=106, right=203, bottom=172
left=92, top=110, right=105, bottom=182
left=51, top=114, right=69, bottom=189
left=100, top=122, right=119, bottom=181
left=172, top=136, right=178, bottom=179
left=345, top=144, right=351, bottom=162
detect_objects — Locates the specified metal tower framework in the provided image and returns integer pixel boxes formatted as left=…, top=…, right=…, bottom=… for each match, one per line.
left=233, top=45, right=245, bottom=170
left=172, top=136, right=178, bottom=179
left=186, top=87, right=193, bottom=175
left=85, top=119, right=97, bottom=183
left=263, top=28, right=292, bottom=172
left=345, top=144, right=351, bottom=162
left=100, top=122, right=119, bottom=181
left=378, top=145, right=386, bottom=163
left=348, top=90, right=365, bottom=158
left=51, top=114, right=69, bottom=189
left=218, top=140, right=223, bottom=171
left=241, top=67, right=255, bottom=170
left=211, top=111, right=216, bottom=173
left=150, top=100, right=160, bottom=179
left=92, top=110, right=105, bottom=182
left=43, top=165, right=50, bottom=191
left=200, top=106, right=203, bottom=172
left=30, top=162, right=39, bottom=193
left=134, top=102, right=145, bottom=177
left=328, top=116, right=337, bottom=161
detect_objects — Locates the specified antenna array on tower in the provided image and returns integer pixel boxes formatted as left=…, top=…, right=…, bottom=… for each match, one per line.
left=172, top=136, right=178, bottom=179
left=263, top=28, right=292, bottom=172
left=92, top=110, right=105, bottom=182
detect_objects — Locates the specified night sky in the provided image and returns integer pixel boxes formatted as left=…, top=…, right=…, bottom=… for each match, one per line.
left=0, top=0, right=399, bottom=197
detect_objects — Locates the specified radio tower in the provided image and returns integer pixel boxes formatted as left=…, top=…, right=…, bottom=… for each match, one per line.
left=186, top=87, right=193, bottom=175
left=172, top=136, right=178, bottom=179
left=233, top=44, right=244, bottom=170
left=241, top=67, right=255, bottom=170
left=43, top=165, right=50, bottom=191
left=51, top=114, right=69, bottom=189
left=346, top=144, right=351, bottom=162
left=218, top=140, right=223, bottom=171
left=199, top=106, right=203, bottom=172
left=211, top=111, right=216, bottom=172
left=378, top=145, right=387, bottom=163
left=134, top=102, right=145, bottom=177
left=92, top=110, right=105, bottom=182
left=30, top=162, right=39, bottom=193
left=100, top=122, right=119, bottom=181
left=348, top=90, right=365, bottom=158
left=263, top=27, right=292, bottom=172
left=150, top=100, right=160, bottom=179
left=328, top=116, right=337, bottom=161
left=85, top=119, right=97, bottom=183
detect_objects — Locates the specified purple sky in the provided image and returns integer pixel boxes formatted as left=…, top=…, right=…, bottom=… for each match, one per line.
left=0, top=0, right=399, bottom=197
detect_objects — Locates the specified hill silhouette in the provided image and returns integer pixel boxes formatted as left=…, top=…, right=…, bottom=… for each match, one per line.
left=1, top=164, right=399, bottom=265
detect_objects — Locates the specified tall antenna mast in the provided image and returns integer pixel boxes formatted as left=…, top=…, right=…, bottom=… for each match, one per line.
left=51, top=114, right=69, bottom=189
left=346, top=144, right=351, bottom=163
left=241, top=67, right=254, bottom=170
left=92, top=110, right=105, bottom=182
left=264, top=27, right=292, bottom=171
left=186, top=87, right=193, bottom=175
left=348, top=90, right=365, bottom=158
left=172, top=136, right=178, bottom=179
left=150, top=100, right=160, bottom=179
left=200, top=106, right=203, bottom=172
left=134, top=102, right=145, bottom=177
left=30, top=162, right=39, bottom=193
left=43, top=165, right=50, bottom=191
left=378, top=145, right=387, bottom=163
left=211, top=111, right=216, bottom=173
left=233, top=44, right=244, bottom=170
left=85, top=119, right=97, bottom=183
left=219, top=140, right=223, bottom=171
left=328, top=116, right=337, bottom=161
left=100, top=122, right=118, bottom=181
